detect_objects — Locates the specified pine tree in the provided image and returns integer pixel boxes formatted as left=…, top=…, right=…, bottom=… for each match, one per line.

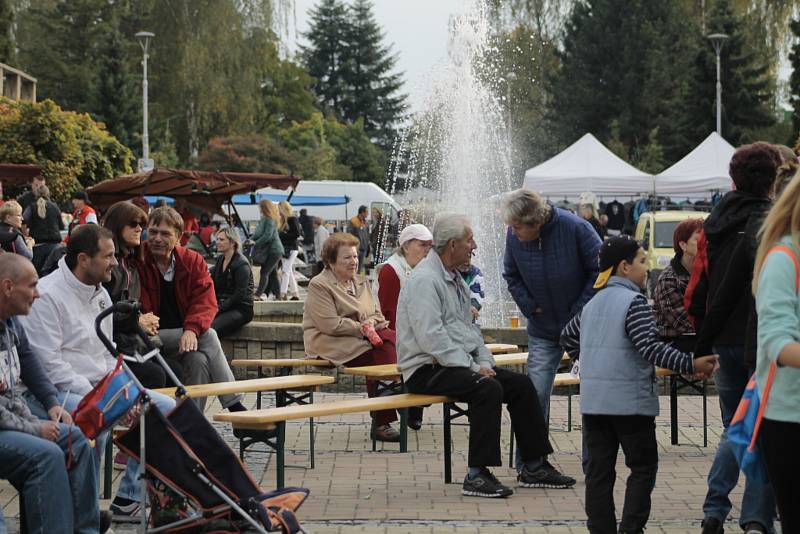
left=341, top=0, right=407, bottom=150
left=93, top=27, right=140, bottom=149
left=789, top=17, right=800, bottom=144
left=0, top=0, right=15, bottom=64
left=679, top=0, right=775, bottom=148
left=301, top=0, right=350, bottom=118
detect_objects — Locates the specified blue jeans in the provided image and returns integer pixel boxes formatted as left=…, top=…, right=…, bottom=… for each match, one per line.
left=0, top=422, right=99, bottom=533
left=26, top=388, right=176, bottom=503
left=703, top=344, right=776, bottom=530
left=515, top=335, right=564, bottom=471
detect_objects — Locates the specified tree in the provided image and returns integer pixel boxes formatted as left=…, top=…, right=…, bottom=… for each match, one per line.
left=548, top=0, right=698, bottom=163
left=340, top=0, right=407, bottom=150
left=679, top=0, right=776, bottom=148
left=0, top=97, right=133, bottom=202
left=93, top=26, right=140, bottom=149
left=0, top=0, right=14, bottom=64
left=301, top=0, right=350, bottom=118
left=197, top=135, right=295, bottom=175
left=789, top=17, right=800, bottom=143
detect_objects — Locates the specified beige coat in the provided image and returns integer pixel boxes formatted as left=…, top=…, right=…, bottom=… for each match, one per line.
left=303, top=268, right=389, bottom=364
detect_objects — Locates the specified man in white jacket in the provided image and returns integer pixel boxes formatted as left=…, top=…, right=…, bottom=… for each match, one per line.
left=21, top=224, right=176, bottom=523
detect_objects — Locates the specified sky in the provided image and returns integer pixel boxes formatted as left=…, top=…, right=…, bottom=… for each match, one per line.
left=287, top=0, right=471, bottom=112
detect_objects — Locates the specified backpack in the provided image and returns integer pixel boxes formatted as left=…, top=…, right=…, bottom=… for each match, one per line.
left=728, top=244, right=798, bottom=483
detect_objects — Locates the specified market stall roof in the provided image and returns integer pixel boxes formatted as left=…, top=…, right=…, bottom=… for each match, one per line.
left=231, top=193, right=348, bottom=206
left=87, top=168, right=300, bottom=212
left=0, top=163, right=42, bottom=184
left=522, top=133, right=653, bottom=199
left=655, top=132, right=735, bottom=196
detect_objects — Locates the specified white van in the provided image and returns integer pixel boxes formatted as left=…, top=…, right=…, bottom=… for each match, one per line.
left=232, top=180, right=401, bottom=227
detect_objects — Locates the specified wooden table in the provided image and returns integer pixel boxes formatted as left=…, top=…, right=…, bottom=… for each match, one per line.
left=154, top=375, right=334, bottom=399
left=486, top=343, right=519, bottom=354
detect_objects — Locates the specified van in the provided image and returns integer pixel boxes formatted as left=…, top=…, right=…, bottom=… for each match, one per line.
left=635, top=210, right=708, bottom=293
left=233, top=180, right=401, bottom=227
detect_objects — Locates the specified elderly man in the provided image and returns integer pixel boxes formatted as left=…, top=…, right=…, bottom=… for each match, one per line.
left=0, top=254, right=104, bottom=533
left=20, top=224, right=175, bottom=522
left=396, top=213, right=574, bottom=498
left=138, top=206, right=245, bottom=413
left=502, top=188, right=601, bottom=474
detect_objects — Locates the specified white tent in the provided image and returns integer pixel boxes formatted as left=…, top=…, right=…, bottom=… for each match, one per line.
left=522, top=133, right=654, bottom=200
left=655, top=132, right=734, bottom=197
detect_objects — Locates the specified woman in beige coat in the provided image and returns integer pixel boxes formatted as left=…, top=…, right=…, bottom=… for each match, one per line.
left=303, top=232, right=400, bottom=442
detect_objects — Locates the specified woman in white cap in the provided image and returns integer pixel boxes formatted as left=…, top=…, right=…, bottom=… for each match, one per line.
left=375, top=223, right=433, bottom=431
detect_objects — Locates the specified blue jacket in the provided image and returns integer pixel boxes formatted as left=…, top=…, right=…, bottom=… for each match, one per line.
left=503, top=205, right=602, bottom=341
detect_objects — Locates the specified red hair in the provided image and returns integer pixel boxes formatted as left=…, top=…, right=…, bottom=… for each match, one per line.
left=673, top=218, right=705, bottom=257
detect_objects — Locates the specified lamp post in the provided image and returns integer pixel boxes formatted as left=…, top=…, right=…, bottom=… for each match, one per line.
left=708, top=33, right=729, bottom=136
left=135, top=31, right=155, bottom=172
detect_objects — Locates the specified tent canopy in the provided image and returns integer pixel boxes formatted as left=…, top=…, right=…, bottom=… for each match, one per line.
left=523, top=133, right=653, bottom=199
left=0, top=163, right=42, bottom=184
left=655, top=132, right=734, bottom=197
left=87, top=168, right=300, bottom=212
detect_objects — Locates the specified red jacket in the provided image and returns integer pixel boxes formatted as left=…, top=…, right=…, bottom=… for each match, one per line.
left=138, top=244, right=218, bottom=335
left=684, top=229, right=709, bottom=330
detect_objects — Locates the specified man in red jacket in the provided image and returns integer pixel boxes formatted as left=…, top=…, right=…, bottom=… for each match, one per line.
left=138, top=206, right=245, bottom=412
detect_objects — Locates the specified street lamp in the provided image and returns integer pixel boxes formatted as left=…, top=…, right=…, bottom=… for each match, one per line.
left=708, top=33, right=729, bottom=136
left=135, top=31, right=155, bottom=172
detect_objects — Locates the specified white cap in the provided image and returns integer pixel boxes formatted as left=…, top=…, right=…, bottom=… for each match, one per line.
left=398, top=223, right=433, bottom=246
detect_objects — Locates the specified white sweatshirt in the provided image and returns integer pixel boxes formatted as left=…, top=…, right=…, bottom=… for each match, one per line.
left=19, top=258, right=115, bottom=395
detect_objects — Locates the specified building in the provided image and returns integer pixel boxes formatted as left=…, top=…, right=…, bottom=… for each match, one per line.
left=0, top=62, right=36, bottom=102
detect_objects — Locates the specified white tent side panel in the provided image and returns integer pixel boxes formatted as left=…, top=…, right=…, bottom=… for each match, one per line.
left=522, top=133, right=653, bottom=200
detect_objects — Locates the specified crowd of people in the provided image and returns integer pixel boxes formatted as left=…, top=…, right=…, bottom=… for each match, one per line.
left=1, top=139, right=800, bottom=532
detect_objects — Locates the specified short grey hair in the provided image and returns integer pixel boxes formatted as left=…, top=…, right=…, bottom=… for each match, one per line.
left=501, top=188, right=551, bottom=226
left=432, top=213, right=470, bottom=254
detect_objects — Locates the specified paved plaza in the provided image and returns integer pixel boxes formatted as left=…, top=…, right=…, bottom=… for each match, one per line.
left=1, top=389, right=748, bottom=533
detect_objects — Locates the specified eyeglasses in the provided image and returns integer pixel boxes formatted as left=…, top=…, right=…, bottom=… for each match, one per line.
left=127, top=221, right=143, bottom=228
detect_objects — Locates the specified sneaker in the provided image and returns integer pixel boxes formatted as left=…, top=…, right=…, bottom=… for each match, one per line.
left=701, top=517, right=724, bottom=534
left=462, top=468, right=514, bottom=498
left=110, top=497, right=146, bottom=523
left=743, top=522, right=766, bottom=534
left=517, top=463, right=576, bottom=489
left=113, top=450, right=128, bottom=471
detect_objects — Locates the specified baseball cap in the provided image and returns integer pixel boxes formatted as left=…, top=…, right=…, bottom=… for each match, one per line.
left=593, top=235, right=642, bottom=288
left=398, top=223, right=433, bottom=246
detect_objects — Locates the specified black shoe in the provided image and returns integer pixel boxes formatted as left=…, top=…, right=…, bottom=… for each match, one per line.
left=517, top=463, right=576, bottom=489
left=407, top=418, right=422, bottom=431
left=462, top=468, right=514, bottom=498
left=100, top=510, right=113, bottom=533
left=110, top=497, right=147, bottom=523
left=370, top=424, right=401, bottom=442
left=701, top=517, right=724, bottom=534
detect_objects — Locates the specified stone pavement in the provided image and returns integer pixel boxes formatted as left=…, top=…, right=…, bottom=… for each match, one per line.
left=2, top=390, right=757, bottom=533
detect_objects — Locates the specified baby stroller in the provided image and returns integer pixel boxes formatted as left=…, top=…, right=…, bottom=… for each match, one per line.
left=96, top=302, right=310, bottom=533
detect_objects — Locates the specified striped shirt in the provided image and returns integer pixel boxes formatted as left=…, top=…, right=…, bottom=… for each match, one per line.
left=560, top=294, right=694, bottom=375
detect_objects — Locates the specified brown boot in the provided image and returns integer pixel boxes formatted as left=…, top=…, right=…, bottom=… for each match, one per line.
left=370, top=423, right=400, bottom=442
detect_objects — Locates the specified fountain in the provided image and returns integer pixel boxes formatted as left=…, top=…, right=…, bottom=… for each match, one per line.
left=383, top=0, right=516, bottom=327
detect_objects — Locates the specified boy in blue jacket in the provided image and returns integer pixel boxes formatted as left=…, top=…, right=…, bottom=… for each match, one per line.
left=560, top=236, right=718, bottom=534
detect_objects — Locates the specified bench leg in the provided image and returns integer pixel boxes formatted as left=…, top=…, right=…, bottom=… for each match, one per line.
left=567, top=392, right=573, bottom=432
left=103, top=434, right=113, bottom=499
left=508, top=427, right=515, bottom=468
left=670, top=375, right=678, bottom=445
left=702, top=380, right=708, bottom=448
left=309, top=392, right=315, bottom=469
left=399, top=407, right=408, bottom=453
left=443, top=403, right=452, bottom=484
left=276, top=422, right=285, bottom=490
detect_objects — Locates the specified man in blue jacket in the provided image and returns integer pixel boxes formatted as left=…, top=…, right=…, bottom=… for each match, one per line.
left=502, top=189, right=602, bottom=473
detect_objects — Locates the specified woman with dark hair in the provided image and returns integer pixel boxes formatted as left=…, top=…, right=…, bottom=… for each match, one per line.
left=22, top=185, right=64, bottom=274
left=210, top=226, right=254, bottom=337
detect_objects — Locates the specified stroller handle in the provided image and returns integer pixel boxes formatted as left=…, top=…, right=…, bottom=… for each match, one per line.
left=94, top=304, right=120, bottom=357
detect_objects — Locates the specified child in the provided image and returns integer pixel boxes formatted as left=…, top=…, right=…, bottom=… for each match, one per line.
left=458, top=260, right=484, bottom=322
left=559, top=235, right=717, bottom=534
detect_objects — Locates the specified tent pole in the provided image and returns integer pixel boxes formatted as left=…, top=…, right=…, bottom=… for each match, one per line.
left=228, top=197, right=250, bottom=239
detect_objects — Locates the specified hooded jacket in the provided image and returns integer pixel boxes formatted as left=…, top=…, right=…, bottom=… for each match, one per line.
left=503, top=204, right=602, bottom=341
left=695, top=190, right=771, bottom=347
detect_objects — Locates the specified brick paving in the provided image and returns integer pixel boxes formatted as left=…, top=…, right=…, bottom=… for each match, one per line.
left=2, top=391, right=756, bottom=533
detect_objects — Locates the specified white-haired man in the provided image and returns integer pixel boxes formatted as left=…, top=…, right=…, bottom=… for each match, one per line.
left=396, top=213, right=575, bottom=498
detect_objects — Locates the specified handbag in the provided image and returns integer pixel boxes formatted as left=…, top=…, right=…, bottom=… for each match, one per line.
left=72, top=352, right=142, bottom=439
left=728, top=244, right=798, bottom=483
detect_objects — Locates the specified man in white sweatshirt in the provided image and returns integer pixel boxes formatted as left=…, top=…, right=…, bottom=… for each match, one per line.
left=21, top=224, right=176, bottom=523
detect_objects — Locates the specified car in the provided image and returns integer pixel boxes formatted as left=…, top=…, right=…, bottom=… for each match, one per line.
left=635, top=210, right=708, bottom=294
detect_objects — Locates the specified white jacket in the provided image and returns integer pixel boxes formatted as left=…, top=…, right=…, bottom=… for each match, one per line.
left=19, top=258, right=115, bottom=395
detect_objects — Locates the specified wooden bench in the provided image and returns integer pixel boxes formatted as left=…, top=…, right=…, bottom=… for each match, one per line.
left=215, top=393, right=452, bottom=489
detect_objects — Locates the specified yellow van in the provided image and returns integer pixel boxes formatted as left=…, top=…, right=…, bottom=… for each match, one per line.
left=635, top=210, right=708, bottom=292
